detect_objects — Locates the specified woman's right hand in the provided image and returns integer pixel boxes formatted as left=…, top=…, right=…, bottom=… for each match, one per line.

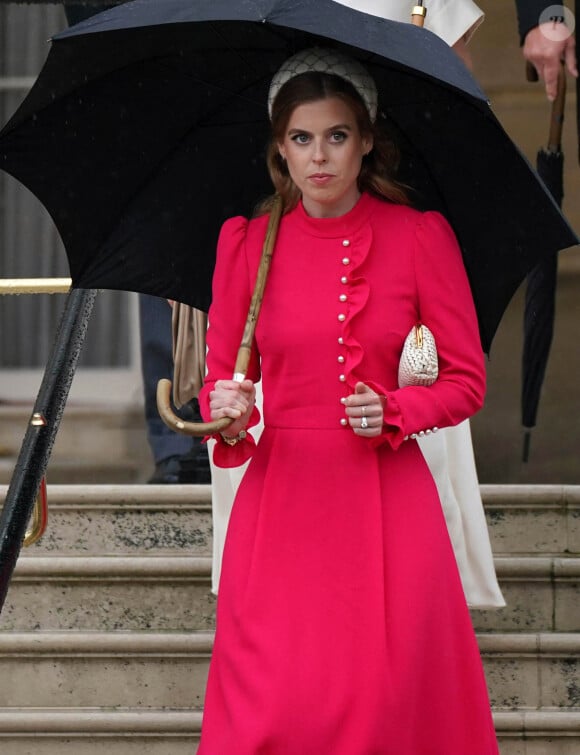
left=209, top=378, right=256, bottom=437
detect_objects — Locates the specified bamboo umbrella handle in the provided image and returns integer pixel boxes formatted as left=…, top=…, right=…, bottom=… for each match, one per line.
left=156, top=195, right=284, bottom=438
left=156, top=378, right=233, bottom=436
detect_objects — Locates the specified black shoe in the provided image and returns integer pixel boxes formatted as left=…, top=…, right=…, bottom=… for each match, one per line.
left=148, top=455, right=182, bottom=484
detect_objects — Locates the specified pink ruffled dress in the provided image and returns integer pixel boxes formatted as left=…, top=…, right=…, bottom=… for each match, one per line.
left=198, top=193, right=498, bottom=754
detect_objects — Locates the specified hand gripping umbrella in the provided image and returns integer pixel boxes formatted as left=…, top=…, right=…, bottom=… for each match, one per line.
left=0, top=1, right=577, bottom=401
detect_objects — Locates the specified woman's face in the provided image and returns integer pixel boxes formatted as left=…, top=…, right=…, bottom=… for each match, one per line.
left=277, top=96, right=373, bottom=218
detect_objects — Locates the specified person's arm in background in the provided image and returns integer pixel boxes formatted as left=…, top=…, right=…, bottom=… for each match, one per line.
left=515, top=0, right=578, bottom=100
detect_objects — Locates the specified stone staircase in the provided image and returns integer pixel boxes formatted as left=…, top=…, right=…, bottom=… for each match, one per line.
left=0, top=403, right=151, bottom=485
left=0, top=483, right=578, bottom=754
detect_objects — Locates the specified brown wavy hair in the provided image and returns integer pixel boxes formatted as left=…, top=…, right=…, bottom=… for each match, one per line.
left=256, top=71, right=409, bottom=216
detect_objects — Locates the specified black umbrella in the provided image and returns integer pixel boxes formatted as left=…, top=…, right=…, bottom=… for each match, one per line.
left=0, top=0, right=577, bottom=354
left=522, top=64, right=566, bottom=462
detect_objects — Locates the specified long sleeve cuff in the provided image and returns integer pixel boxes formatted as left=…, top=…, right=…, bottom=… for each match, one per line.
left=208, top=405, right=261, bottom=468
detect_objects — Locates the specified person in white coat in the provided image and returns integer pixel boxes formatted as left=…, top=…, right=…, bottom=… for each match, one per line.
left=334, top=0, right=484, bottom=62
left=208, top=0, right=505, bottom=610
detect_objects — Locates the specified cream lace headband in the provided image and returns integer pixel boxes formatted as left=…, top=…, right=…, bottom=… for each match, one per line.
left=268, top=47, right=378, bottom=122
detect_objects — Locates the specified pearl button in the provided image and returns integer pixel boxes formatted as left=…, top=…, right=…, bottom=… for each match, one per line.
left=425, top=429, right=432, bottom=435
left=338, top=313, right=346, bottom=322
left=338, top=355, right=345, bottom=363
left=341, top=276, right=348, bottom=284
left=342, top=239, right=350, bottom=247
left=342, top=257, right=350, bottom=265
left=338, top=337, right=344, bottom=345
left=339, top=294, right=347, bottom=302
left=433, top=426, right=439, bottom=433
left=410, top=433, right=417, bottom=439
left=339, top=374, right=346, bottom=382
left=419, top=430, right=425, bottom=437
left=340, top=418, right=348, bottom=426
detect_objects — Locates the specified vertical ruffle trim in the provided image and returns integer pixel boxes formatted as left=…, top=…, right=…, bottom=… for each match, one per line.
left=342, top=223, right=373, bottom=394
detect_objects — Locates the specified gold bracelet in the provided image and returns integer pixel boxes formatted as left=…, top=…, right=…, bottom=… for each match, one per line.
left=220, top=430, right=247, bottom=446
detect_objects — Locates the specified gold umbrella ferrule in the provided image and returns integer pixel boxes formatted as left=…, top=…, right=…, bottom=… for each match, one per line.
left=411, top=5, right=427, bottom=26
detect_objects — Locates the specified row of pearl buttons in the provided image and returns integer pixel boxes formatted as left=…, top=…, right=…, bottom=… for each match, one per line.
left=336, top=238, right=440, bottom=438
left=403, top=427, right=439, bottom=441
left=338, top=240, right=350, bottom=417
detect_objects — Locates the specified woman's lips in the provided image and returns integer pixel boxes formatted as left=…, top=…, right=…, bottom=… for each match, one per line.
left=308, top=173, right=333, bottom=186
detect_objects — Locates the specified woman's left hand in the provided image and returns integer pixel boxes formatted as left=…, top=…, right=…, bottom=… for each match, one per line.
left=342, top=382, right=385, bottom=438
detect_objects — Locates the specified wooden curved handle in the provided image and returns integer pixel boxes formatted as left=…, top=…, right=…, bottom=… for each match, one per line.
left=156, top=195, right=284, bottom=439
left=156, top=378, right=233, bottom=437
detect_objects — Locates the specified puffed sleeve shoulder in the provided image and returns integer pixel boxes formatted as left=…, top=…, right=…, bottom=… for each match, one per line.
left=367, top=210, right=486, bottom=451
left=198, top=216, right=262, bottom=467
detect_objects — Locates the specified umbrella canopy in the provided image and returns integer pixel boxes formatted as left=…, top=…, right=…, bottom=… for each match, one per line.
left=0, top=0, right=577, bottom=353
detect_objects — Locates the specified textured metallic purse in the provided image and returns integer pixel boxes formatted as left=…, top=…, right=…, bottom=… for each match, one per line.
left=398, top=324, right=438, bottom=388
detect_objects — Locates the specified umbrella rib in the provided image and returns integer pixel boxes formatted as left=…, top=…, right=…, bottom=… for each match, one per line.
left=155, top=58, right=271, bottom=115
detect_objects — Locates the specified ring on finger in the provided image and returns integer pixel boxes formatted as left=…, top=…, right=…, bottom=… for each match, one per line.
left=361, top=405, right=367, bottom=416
left=360, top=416, right=369, bottom=429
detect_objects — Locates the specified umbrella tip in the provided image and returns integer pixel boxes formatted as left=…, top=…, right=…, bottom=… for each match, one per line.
left=522, top=429, right=532, bottom=463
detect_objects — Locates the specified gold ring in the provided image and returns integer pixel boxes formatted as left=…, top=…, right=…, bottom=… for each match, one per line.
left=361, top=405, right=366, bottom=416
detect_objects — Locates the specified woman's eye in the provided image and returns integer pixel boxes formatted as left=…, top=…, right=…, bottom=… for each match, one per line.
left=330, top=131, right=347, bottom=143
left=291, top=133, right=310, bottom=144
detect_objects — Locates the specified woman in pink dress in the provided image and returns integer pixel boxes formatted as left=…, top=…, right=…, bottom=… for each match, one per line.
left=197, top=47, right=498, bottom=754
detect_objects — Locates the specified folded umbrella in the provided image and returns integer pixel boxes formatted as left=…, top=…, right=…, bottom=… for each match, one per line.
left=0, top=0, right=577, bottom=354
left=522, top=64, right=566, bottom=462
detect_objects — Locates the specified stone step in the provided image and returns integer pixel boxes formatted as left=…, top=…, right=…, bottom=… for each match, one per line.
left=494, top=710, right=580, bottom=755
left=0, top=460, right=146, bottom=486
left=472, top=557, right=580, bottom=633
left=0, top=632, right=211, bottom=710
left=0, top=631, right=576, bottom=711
left=0, top=708, right=201, bottom=754
left=4, top=483, right=580, bottom=557
left=0, top=556, right=216, bottom=632
left=482, top=485, right=580, bottom=557
left=0, top=404, right=147, bottom=463
left=479, top=634, right=580, bottom=710
left=0, top=554, right=578, bottom=633
left=0, top=484, right=580, bottom=556
left=0, top=404, right=150, bottom=485
left=0, top=708, right=577, bottom=754
left=6, top=485, right=213, bottom=556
